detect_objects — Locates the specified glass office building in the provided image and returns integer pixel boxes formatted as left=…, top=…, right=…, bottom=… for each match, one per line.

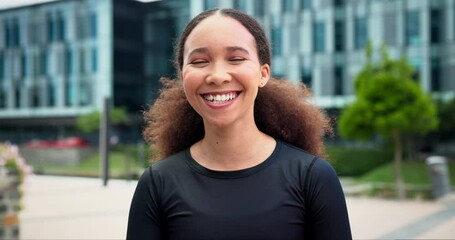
left=0, top=0, right=454, bottom=143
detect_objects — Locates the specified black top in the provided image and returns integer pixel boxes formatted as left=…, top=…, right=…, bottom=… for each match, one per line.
left=127, top=140, right=351, bottom=240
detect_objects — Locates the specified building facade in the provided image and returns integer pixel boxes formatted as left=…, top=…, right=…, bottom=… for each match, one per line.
left=192, top=0, right=455, bottom=108
left=0, top=0, right=454, bottom=143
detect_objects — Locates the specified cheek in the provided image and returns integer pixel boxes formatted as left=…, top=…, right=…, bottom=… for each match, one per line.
left=181, top=70, right=200, bottom=96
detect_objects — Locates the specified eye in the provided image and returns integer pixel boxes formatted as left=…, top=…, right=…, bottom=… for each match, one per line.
left=189, top=59, right=209, bottom=66
left=229, top=57, right=246, bottom=63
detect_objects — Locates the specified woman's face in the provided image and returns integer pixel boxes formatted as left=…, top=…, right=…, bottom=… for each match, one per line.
left=181, top=14, right=270, bottom=128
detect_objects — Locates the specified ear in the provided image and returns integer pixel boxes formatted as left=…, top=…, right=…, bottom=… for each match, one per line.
left=258, top=64, right=271, bottom=88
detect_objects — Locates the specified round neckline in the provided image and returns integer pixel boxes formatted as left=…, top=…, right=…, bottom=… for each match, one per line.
left=184, top=139, right=282, bottom=179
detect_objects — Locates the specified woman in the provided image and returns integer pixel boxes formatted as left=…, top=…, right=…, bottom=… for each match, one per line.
left=127, top=8, right=351, bottom=240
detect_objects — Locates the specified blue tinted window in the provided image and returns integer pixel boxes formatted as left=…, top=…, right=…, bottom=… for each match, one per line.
left=47, top=13, right=55, bottom=42
left=0, top=88, right=5, bottom=108
left=406, top=11, right=420, bottom=46
left=48, top=82, right=56, bottom=106
left=334, top=66, right=344, bottom=95
left=233, top=0, right=247, bottom=12
left=301, top=67, right=312, bottom=88
left=5, top=21, right=10, bottom=47
left=355, top=17, right=368, bottom=49
left=41, top=52, right=47, bottom=76
left=271, top=27, right=282, bottom=56
left=283, top=0, right=293, bottom=12
left=313, top=22, right=325, bottom=53
left=0, top=54, right=4, bottom=80
left=90, top=13, right=97, bottom=39
left=57, top=12, right=65, bottom=41
left=334, top=20, right=345, bottom=52
left=66, top=49, right=73, bottom=74
left=91, top=48, right=97, bottom=72
left=254, top=0, right=265, bottom=16
left=301, top=0, right=311, bottom=10
left=13, top=18, right=20, bottom=46
left=204, top=0, right=218, bottom=10
left=21, top=53, right=27, bottom=77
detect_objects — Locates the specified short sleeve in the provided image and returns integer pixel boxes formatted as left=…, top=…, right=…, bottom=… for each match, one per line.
left=304, top=158, right=352, bottom=239
left=127, top=167, right=163, bottom=240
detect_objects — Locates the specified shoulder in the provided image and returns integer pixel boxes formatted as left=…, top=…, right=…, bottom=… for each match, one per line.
left=139, top=149, right=189, bottom=183
left=277, top=140, right=337, bottom=177
left=151, top=150, right=188, bottom=172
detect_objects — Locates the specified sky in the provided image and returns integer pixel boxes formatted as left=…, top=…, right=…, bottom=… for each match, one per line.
left=0, top=0, right=158, bottom=10
left=0, top=0, right=57, bottom=10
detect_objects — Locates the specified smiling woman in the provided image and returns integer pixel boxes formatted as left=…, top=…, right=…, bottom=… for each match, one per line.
left=128, top=8, right=352, bottom=240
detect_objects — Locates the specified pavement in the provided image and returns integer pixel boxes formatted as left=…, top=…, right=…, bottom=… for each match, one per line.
left=18, top=175, right=455, bottom=240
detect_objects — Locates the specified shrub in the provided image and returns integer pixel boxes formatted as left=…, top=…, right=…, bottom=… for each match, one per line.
left=327, top=146, right=393, bottom=176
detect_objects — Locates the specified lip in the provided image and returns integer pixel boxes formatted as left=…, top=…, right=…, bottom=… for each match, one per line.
left=199, top=90, right=242, bottom=109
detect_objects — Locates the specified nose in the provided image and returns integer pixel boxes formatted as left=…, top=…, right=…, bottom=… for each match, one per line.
left=205, top=62, right=231, bottom=85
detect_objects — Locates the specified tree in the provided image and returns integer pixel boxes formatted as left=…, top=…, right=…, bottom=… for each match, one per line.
left=338, top=43, right=438, bottom=199
left=76, top=107, right=130, bottom=133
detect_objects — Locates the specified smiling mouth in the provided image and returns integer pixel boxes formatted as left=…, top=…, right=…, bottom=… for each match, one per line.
left=201, top=92, right=240, bottom=104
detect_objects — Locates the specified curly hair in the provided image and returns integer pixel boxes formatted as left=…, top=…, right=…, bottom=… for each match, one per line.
left=144, top=78, right=332, bottom=161
left=143, top=8, right=333, bottom=161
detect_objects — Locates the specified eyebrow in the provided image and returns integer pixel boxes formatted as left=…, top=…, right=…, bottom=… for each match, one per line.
left=186, top=46, right=250, bottom=60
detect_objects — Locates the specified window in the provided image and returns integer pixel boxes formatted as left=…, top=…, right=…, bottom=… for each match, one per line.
left=13, top=18, right=20, bottom=46
left=334, top=66, right=344, bottom=95
left=204, top=0, right=218, bottom=10
left=406, top=10, right=420, bottom=46
left=3, top=20, right=11, bottom=47
left=313, top=22, right=325, bottom=53
left=254, top=0, right=265, bottom=16
left=65, top=80, right=75, bottom=106
left=91, top=48, right=97, bottom=73
left=430, top=8, right=443, bottom=44
left=48, top=82, right=56, bottom=107
left=233, top=0, right=247, bottom=12
left=301, top=0, right=311, bottom=10
left=282, top=0, right=293, bottom=12
left=47, top=13, right=55, bottom=42
left=90, top=13, right=97, bottom=39
left=271, top=27, right=282, bottom=56
left=334, top=0, right=344, bottom=7
left=79, top=81, right=91, bottom=106
left=354, top=17, right=368, bottom=49
left=0, top=53, right=4, bottom=81
left=21, top=53, right=27, bottom=78
left=431, top=58, right=441, bottom=91
left=66, top=49, right=73, bottom=74
left=31, top=86, right=40, bottom=108
left=0, top=88, right=5, bottom=108
left=334, top=20, right=345, bottom=52
left=40, top=52, right=48, bottom=76
left=28, top=22, right=37, bottom=45
left=301, top=67, right=312, bottom=88
left=14, top=87, right=20, bottom=108
left=57, top=12, right=65, bottom=41
left=79, top=50, right=85, bottom=74
left=76, top=14, right=85, bottom=39
left=383, top=13, right=397, bottom=46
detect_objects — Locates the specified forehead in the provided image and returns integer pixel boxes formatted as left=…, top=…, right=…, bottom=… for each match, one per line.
left=184, top=14, right=256, bottom=52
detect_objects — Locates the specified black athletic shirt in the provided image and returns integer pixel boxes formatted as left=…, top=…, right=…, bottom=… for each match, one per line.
left=127, top=140, right=352, bottom=240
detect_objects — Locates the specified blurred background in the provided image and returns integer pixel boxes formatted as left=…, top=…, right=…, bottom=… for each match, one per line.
left=0, top=0, right=453, bottom=192
left=0, top=0, right=454, bottom=239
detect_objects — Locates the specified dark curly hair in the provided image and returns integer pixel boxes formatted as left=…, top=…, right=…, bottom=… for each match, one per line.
left=143, top=8, right=333, bottom=161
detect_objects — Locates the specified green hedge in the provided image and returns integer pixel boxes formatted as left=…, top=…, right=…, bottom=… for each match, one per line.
left=326, top=146, right=393, bottom=177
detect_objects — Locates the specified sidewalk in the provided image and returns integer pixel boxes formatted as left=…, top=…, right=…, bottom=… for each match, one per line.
left=19, top=175, right=455, bottom=239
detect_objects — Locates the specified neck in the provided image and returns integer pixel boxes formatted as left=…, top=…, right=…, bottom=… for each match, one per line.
left=191, top=121, right=276, bottom=171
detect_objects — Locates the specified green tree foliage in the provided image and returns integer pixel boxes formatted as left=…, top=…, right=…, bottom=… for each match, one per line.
left=338, top=43, right=438, bottom=199
left=435, top=97, right=455, bottom=142
left=76, top=107, right=130, bottom=133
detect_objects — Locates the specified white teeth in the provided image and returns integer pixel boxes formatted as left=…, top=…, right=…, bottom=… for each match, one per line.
left=203, top=92, right=238, bottom=104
